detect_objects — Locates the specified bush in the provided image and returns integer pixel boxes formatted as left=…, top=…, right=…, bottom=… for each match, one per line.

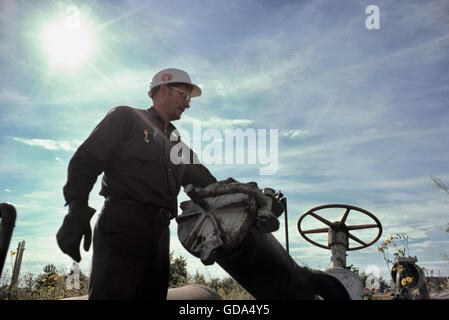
left=1, top=264, right=89, bottom=300
left=2, top=256, right=255, bottom=300
left=204, top=276, right=254, bottom=300
left=169, top=253, right=189, bottom=288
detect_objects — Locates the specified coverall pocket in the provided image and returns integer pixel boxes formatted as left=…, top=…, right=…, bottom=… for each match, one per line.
left=129, top=136, right=158, bottom=160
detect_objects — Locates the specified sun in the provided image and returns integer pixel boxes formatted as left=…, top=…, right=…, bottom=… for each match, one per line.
left=42, top=19, right=94, bottom=67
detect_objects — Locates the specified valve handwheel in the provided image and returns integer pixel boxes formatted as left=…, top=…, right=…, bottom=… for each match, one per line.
left=297, top=204, right=382, bottom=251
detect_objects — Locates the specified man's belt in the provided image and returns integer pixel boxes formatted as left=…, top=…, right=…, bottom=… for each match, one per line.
left=105, top=195, right=175, bottom=220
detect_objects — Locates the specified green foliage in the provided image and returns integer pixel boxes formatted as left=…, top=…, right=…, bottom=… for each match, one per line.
left=169, top=253, right=189, bottom=288
left=377, top=233, right=410, bottom=273
left=35, top=264, right=58, bottom=291
left=192, top=270, right=207, bottom=285
left=1, top=264, right=89, bottom=300
left=168, top=252, right=253, bottom=299
left=1, top=255, right=254, bottom=300
left=204, top=276, right=254, bottom=300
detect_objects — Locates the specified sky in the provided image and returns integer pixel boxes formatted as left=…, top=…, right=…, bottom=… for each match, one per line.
left=1, top=0, right=449, bottom=288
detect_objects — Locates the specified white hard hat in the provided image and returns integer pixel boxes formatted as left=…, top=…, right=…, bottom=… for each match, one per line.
left=148, top=68, right=202, bottom=98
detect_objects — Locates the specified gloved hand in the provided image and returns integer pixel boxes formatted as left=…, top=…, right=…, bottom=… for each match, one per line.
left=56, top=200, right=96, bottom=262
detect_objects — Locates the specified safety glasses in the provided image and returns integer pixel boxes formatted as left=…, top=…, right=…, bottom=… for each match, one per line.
left=170, top=86, right=191, bottom=103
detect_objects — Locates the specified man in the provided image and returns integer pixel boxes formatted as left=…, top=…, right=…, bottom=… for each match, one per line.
left=56, top=68, right=217, bottom=299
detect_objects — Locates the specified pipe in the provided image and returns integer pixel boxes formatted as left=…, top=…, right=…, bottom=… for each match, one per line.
left=281, top=197, right=289, bottom=254
left=0, top=203, right=17, bottom=277
left=215, top=232, right=350, bottom=300
left=178, top=181, right=351, bottom=300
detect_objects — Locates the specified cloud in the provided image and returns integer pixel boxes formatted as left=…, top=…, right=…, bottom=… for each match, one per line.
left=204, top=117, right=253, bottom=129
left=0, top=88, right=34, bottom=124
left=13, top=137, right=82, bottom=152
left=179, top=115, right=254, bottom=130
left=281, top=129, right=310, bottom=139
left=419, top=260, right=449, bottom=266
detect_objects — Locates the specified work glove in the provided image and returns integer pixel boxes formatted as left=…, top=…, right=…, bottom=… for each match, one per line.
left=56, top=200, right=96, bottom=262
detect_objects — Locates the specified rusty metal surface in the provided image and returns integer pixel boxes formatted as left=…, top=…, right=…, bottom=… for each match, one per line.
left=177, top=180, right=282, bottom=265
left=177, top=192, right=257, bottom=265
left=391, top=257, right=426, bottom=290
left=325, top=267, right=364, bottom=300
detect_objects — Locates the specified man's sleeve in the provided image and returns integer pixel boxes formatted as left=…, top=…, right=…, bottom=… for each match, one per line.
left=63, top=106, right=132, bottom=205
left=182, top=149, right=217, bottom=188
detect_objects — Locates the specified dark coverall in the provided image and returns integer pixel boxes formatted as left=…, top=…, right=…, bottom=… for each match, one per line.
left=63, top=106, right=216, bottom=299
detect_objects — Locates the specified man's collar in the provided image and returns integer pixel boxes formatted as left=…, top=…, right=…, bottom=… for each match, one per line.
left=146, top=106, right=177, bottom=133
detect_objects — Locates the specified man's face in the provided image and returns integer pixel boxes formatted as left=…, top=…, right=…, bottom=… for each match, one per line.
left=162, top=84, right=192, bottom=121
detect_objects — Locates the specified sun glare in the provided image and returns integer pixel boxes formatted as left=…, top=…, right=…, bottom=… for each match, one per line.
left=42, top=20, right=93, bottom=67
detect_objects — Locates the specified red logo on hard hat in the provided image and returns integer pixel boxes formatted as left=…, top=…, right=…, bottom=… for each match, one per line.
left=161, top=73, right=173, bottom=82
